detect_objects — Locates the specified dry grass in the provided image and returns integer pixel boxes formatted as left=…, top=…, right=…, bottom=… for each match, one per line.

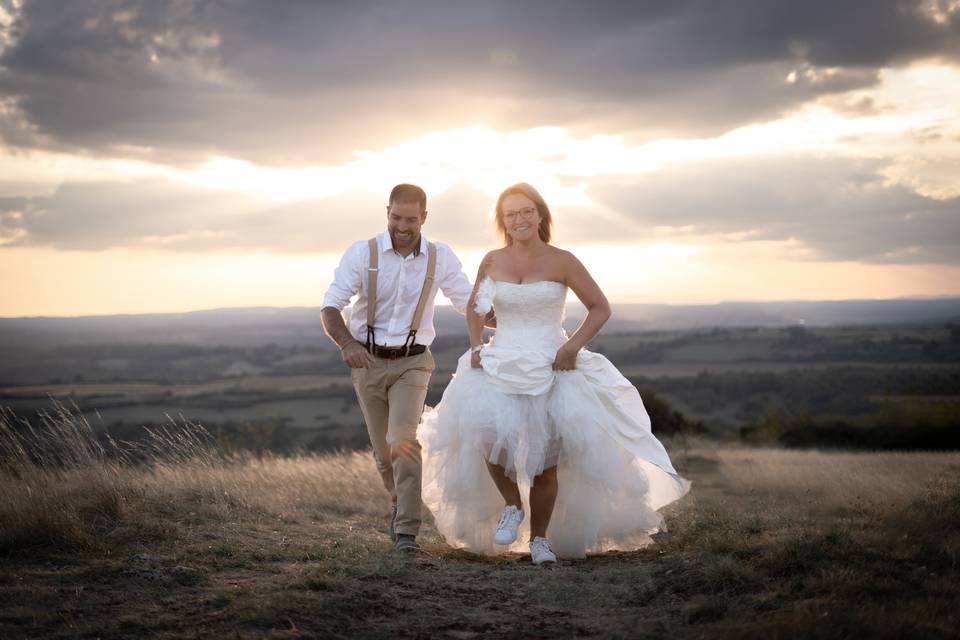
left=1, top=408, right=959, bottom=639
left=0, top=374, right=348, bottom=400
left=0, top=402, right=384, bottom=556
left=714, top=446, right=960, bottom=521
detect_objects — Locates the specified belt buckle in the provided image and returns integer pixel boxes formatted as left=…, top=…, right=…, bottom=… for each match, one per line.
left=388, top=349, right=400, bottom=360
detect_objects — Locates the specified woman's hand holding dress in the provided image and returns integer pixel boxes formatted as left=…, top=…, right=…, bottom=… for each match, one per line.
left=551, top=343, right=577, bottom=371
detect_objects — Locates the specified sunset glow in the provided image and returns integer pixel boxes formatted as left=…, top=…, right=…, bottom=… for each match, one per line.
left=1, top=3, right=958, bottom=316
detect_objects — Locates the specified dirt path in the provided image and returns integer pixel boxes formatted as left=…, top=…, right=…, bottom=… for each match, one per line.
left=2, top=447, right=959, bottom=639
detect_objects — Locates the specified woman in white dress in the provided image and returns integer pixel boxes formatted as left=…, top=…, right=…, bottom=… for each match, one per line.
left=420, top=183, right=690, bottom=564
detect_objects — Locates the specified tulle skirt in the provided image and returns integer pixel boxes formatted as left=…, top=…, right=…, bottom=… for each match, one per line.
left=420, top=348, right=691, bottom=559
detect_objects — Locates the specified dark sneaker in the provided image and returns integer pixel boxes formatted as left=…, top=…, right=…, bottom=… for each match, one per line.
left=388, top=506, right=398, bottom=543
left=395, top=534, right=420, bottom=553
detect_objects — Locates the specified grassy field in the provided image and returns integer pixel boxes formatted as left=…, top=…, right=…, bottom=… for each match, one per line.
left=1, top=408, right=959, bottom=639
left=2, top=324, right=957, bottom=450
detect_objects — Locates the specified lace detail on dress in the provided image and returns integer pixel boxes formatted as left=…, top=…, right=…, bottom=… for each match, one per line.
left=482, top=278, right=567, bottom=351
left=474, top=278, right=570, bottom=395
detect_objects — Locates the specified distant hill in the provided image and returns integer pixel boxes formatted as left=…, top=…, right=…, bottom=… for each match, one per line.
left=1, top=298, right=958, bottom=348
left=597, top=298, right=960, bottom=332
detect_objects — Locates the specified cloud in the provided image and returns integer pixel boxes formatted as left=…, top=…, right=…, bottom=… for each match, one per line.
left=0, top=179, right=412, bottom=251
left=427, top=183, right=501, bottom=247
left=586, top=156, right=960, bottom=263
left=1, top=0, right=957, bottom=163
left=2, top=154, right=957, bottom=265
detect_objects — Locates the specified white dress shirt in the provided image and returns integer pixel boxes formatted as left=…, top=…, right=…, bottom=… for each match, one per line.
left=322, top=231, right=473, bottom=347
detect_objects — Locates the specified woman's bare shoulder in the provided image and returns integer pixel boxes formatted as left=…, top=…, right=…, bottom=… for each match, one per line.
left=477, top=247, right=505, bottom=276
left=482, top=248, right=506, bottom=265
left=545, top=245, right=581, bottom=266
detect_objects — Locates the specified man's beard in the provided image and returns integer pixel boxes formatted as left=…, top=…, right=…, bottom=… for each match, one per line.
left=391, top=229, right=419, bottom=250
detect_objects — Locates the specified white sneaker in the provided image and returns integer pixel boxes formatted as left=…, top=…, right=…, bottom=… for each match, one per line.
left=493, top=505, right=524, bottom=545
left=530, top=536, right=557, bottom=565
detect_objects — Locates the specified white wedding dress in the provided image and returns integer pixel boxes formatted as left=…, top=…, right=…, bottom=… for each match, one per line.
left=420, top=277, right=691, bottom=558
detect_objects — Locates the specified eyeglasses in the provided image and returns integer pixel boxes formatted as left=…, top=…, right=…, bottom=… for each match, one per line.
left=503, top=207, right=538, bottom=224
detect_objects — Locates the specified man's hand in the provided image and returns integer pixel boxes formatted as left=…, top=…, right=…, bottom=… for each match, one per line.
left=342, top=340, right=376, bottom=368
left=321, top=307, right=374, bottom=368
left=470, top=349, right=483, bottom=369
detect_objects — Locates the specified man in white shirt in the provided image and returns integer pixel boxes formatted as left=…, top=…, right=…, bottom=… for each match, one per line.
left=321, top=184, right=474, bottom=552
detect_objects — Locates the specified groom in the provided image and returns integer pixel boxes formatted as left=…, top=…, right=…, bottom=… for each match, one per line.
left=321, top=184, right=474, bottom=552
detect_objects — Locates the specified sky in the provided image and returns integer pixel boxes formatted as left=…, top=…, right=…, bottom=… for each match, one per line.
left=1, top=0, right=959, bottom=317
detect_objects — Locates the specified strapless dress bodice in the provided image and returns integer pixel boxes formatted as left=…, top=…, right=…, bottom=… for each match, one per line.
left=474, top=277, right=568, bottom=350
left=472, top=277, right=570, bottom=395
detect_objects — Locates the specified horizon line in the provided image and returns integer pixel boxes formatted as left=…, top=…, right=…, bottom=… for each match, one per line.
left=3, top=295, right=960, bottom=321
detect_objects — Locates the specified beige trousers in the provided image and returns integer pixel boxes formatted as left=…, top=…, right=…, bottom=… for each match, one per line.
left=350, top=349, right=434, bottom=536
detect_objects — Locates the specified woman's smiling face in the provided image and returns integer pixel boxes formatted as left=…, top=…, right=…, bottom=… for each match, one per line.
left=500, top=193, right=541, bottom=243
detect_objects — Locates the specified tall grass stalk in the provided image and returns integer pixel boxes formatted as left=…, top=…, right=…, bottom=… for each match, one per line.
left=0, top=400, right=219, bottom=552
left=0, top=401, right=387, bottom=555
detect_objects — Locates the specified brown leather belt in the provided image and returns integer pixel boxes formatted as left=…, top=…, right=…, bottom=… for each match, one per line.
left=369, top=344, right=427, bottom=359
left=365, top=237, right=437, bottom=364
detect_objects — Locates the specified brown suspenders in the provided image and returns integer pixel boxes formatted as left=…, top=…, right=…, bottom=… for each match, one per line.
left=366, top=237, right=378, bottom=350
left=365, top=237, right=437, bottom=356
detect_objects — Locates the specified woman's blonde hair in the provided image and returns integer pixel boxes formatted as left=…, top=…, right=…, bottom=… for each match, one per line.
left=494, top=182, right=552, bottom=245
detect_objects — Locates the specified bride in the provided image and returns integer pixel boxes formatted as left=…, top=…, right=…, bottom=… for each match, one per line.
left=420, top=183, right=690, bottom=564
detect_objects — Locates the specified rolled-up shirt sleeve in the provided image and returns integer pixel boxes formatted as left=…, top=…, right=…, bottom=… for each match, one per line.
left=322, top=241, right=365, bottom=311
left=438, top=245, right=474, bottom=315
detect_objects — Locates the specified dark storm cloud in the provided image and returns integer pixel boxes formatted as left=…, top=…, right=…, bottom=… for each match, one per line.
left=0, top=0, right=957, bottom=163
left=587, top=157, right=960, bottom=264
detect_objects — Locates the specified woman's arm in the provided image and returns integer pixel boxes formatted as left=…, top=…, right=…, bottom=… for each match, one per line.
left=553, top=251, right=611, bottom=370
left=468, top=252, right=496, bottom=368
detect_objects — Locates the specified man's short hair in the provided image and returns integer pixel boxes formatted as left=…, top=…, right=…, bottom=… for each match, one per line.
left=389, top=183, right=427, bottom=211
